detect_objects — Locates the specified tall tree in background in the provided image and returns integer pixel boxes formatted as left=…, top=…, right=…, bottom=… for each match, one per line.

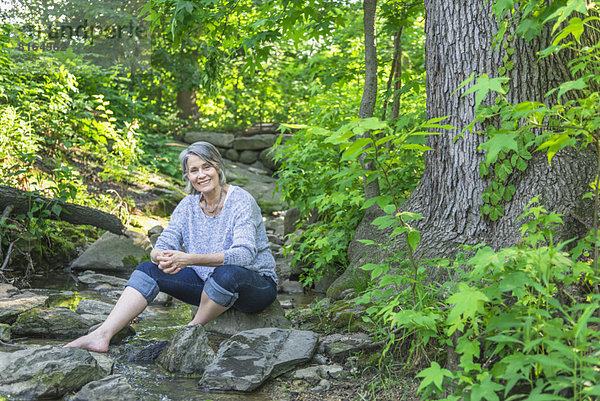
left=344, top=1, right=599, bottom=283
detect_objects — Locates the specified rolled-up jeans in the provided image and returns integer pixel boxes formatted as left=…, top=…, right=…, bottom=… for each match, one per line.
left=125, top=262, right=277, bottom=312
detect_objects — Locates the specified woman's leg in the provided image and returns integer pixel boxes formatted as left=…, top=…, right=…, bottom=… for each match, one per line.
left=189, top=291, right=230, bottom=326
left=200, top=265, right=277, bottom=316
left=65, top=286, right=147, bottom=352
left=66, top=262, right=206, bottom=352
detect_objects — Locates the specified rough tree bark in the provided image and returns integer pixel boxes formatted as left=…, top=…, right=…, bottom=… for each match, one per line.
left=358, top=0, right=381, bottom=202
left=177, top=88, right=199, bottom=120
left=0, top=185, right=125, bottom=235
left=330, top=1, right=598, bottom=295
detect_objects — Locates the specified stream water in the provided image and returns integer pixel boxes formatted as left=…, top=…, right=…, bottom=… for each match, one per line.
left=20, top=272, right=317, bottom=401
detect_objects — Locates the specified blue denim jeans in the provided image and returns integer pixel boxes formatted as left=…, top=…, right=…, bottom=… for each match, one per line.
left=126, top=262, right=277, bottom=313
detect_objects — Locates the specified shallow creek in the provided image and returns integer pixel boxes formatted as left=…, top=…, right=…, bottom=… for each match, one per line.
left=18, top=272, right=316, bottom=401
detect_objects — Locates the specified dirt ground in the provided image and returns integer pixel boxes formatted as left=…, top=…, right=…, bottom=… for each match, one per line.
left=263, top=370, right=421, bottom=401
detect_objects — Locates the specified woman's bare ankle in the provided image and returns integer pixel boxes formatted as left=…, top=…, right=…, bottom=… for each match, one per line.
left=64, top=330, right=111, bottom=353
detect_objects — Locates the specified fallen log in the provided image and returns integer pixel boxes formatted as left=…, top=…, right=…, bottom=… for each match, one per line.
left=0, top=185, right=125, bottom=235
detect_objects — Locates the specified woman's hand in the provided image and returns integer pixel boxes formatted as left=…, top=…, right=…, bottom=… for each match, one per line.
left=156, top=250, right=190, bottom=274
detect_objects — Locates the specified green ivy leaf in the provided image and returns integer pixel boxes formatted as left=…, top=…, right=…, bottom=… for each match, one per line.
left=481, top=204, right=490, bottom=216
left=480, top=161, right=490, bottom=178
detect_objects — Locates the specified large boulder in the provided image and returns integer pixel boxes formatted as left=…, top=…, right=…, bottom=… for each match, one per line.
left=224, top=159, right=283, bottom=213
left=259, top=147, right=281, bottom=172
left=239, top=149, right=260, bottom=164
left=198, top=328, right=319, bottom=392
left=70, top=230, right=152, bottom=273
left=66, top=374, right=138, bottom=401
left=184, top=132, right=235, bottom=148
left=156, top=325, right=215, bottom=375
left=0, top=290, right=48, bottom=324
left=233, top=134, right=278, bottom=151
left=12, top=306, right=94, bottom=339
left=197, top=299, right=291, bottom=337
left=224, top=148, right=239, bottom=161
left=0, top=345, right=108, bottom=400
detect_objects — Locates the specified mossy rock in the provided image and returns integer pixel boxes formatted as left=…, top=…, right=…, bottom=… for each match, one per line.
left=143, top=193, right=184, bottom=217
left=12, top=306, right=93, bottom=339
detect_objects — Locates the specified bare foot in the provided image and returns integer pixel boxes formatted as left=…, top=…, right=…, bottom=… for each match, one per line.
left=187, top=320, right=203, bottom=327
left=64, top=331, right=110, bottom=353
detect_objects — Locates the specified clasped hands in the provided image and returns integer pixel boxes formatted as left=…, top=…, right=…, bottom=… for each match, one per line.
left=152, top=249, right=189, bottom=274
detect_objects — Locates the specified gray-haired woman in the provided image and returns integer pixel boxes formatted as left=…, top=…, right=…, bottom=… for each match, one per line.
left=66, top=142, right=278, bottom=353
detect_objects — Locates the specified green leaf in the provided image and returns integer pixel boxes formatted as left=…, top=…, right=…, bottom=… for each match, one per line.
left=480, top=161, right=489, bottom=178
left=549, top=77, right=588, bottom=102
left=536, top=134, right=577, bottom=164
left=462, top=74, right=509, bottom=109
left=401, top=144, right=433, bottom=152
left=470, top=373, right=503, bottom=401
left=360, top=117, right=387, bottom=131
left=446, top=283, right=489, bottom=334
left=416, top=362, right=453, bottom=393
left=553, top=17, right=584, bottom=45
left=407, top=229, right=420, bottom=251
left=544, top=0, right=588, bottom=33
left=342, top=138, right=372, bottom=159
left=478, top=133, right=519, bottom=164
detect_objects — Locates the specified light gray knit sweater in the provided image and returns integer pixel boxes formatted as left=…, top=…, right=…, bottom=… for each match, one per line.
left=154, top=185, right=277, bottom=282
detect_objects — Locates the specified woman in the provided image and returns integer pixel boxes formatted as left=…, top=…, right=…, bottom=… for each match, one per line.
left=66, top=141, right=278, bottom=353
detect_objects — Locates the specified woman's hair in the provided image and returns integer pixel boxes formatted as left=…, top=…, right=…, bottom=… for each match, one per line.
left=179, top=141, right=226, bottom=194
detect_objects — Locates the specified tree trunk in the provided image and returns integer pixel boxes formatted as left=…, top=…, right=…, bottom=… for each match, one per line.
left=177, top=88, right=199, bottom=120
left=358, top=0, right=381, bottom=202
left=333, top=1, right=598, bottom=295
left=0, top=185, right=125, bottom=235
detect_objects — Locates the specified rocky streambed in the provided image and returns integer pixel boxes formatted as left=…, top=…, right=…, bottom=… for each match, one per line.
left=0, top=270, right=383, bottom=401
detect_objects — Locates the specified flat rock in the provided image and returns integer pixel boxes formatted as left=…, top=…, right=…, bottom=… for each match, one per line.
left=71, top=230, right=151, bottom=273
left=0, top=291, right=48, bottom=324
left=77, top=271, right=127, bottom=289
left=233, top=134, right=277, bottom=150
left=198, top=328, right=319, bottom=392
left=0, top=283, right=19, bottom=298
left=293, top=364, right=346, bottom=385
left=157, top=325, right=215, bottom=375
left=0, top=345, right=108, bottom=400
left=12, top=306, right=94, bottom=339
left=76, top=299, right=114, bottom=316
left=184, top=132, right=235, bottom=148
left=243, top=123, right=280, bottom=136
left=199, top=299, right=291, bottom=337
left=0, top=324, right=10, bottom=342
left=66, top=374, right=138, bottom=401
left=318, top=333, right=373, bottom=361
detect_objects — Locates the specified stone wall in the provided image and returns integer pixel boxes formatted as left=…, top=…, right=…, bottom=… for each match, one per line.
left=183, top=123, right=292, bottom=174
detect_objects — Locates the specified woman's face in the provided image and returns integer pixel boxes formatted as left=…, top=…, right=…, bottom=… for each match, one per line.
left=186, top=154, right=221, bottom=194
